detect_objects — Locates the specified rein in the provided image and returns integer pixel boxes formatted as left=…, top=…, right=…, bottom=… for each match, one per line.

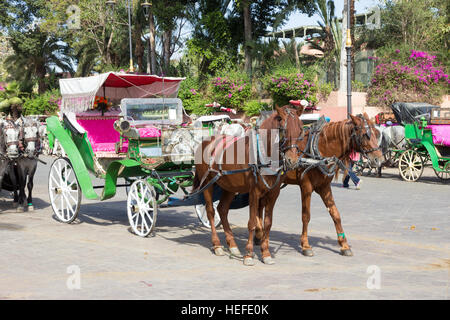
left=350, top=115, right=380, bottom=157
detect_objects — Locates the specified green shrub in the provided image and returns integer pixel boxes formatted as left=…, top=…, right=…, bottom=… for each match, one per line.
left=178, top=77, right=212, bottom=115
left=22, top=89, right=60, bottom=115
left=242, top=100, right=270, bottom=117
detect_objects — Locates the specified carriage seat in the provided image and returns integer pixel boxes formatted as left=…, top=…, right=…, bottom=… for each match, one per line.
left=74, top=115, right=161, bottom=156
left=426, top=125, right=450, bottom=147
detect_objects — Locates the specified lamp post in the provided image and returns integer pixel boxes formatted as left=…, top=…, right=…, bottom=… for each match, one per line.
left=345, top=0, right=352, bottom=118
left=106, top=0, right=135, bottom=72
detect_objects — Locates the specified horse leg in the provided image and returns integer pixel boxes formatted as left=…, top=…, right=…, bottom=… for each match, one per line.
left=300, top=181, right=314, bottom=257
left=244, top=190, right=259, bottom=266
left=316, top=183, right=353, bottom=256
left=217, top=190, right=241, bottom=257
left=204, top=185, right=224, bottom=256
left=253, top=198, right=265, bottom=246
left=26, top=160, right=37, bottom=211
left=259, top=189, right=279, bottom=265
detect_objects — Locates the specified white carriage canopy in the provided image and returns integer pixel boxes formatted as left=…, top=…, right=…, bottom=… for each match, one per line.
left=59, top=72, right=185, bottom=113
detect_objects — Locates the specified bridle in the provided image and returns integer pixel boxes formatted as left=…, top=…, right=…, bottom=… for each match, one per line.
left=279, top=108, right=303, bottom=156
left=350, top=115, right=380, bottom=157
left=21, top=119, right=40, bottom=156
left=2, top=120, right=20, bottom=159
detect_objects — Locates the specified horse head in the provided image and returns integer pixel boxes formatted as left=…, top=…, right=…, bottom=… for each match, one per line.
left=21, top=116, right=40, bottom=157
left=1, top=118, right=21, bottom=159
left=274, top=105, right=304, bottom=170
left=349, top=113, right=384, bottom=167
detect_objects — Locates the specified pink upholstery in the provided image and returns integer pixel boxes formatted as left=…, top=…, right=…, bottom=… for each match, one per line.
left=427, top=125, right=450, bottom=147
left=76, top=117, right=161, bottom=154
left=138, top=127, right=161, bottom=138
left=77, top=118, right=120, bottom=153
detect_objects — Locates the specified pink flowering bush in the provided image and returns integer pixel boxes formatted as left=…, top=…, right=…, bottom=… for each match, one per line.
left=210, top=71, right=251, bottom=111
left=265, top=67, right=319, bottom=107
left=367, top=49, right=449, bottom=108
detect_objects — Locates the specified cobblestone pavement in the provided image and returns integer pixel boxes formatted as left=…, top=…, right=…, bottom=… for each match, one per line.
left=0, top=156, right=448, bottom=299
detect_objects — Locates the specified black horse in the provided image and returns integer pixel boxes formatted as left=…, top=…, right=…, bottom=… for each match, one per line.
left=0, top=118, right=21, bottom=208
left=16, top=116, right=41, bottom=211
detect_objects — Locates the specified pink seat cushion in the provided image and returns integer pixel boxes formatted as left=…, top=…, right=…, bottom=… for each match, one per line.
left=138, top=127, right=161, bottom=138
left=76, top=118, right=161, bottom=153
left=427, top=125, right=450, bottom=147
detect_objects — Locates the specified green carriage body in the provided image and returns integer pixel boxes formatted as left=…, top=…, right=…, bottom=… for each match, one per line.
left=391, top=102, right=450, bottom=182
left=46, top=72, right=226, bottom=235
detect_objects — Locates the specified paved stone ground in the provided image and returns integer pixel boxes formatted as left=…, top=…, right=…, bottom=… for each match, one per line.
left=0, top=156, right=448, bottom=300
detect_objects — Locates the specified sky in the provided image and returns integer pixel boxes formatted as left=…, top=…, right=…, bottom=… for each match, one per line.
left=283, top=0, right=381, bottom=30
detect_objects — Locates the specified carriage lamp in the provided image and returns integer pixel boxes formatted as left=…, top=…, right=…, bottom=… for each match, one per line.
left=141, top=1, right=152, bottom=20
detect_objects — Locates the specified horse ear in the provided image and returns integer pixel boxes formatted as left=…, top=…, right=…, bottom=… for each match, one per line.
left=349, top=114, right=359, bottom=124
left=295, top=106, right=304, bottom=117
left=274, top=104, right=286, bottom=118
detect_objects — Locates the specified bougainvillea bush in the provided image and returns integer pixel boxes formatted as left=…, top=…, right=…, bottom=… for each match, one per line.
left=210, top=71, right=251, bottom=111
left=178, top=77, right=211, bottom=115
left=265, top=66, right=319, bottom=107
left=367, top=49, right=450, bottom=108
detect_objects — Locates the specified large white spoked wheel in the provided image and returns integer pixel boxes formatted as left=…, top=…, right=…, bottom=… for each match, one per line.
left=434, top=161, right=450, bottom=181
left=194, top=201, right=221, bottom=228
left=48, top=158, right=82, bottom=223
left=398, top=150, right=424, bottom=182
left=127, top=179, right=157, bottom=237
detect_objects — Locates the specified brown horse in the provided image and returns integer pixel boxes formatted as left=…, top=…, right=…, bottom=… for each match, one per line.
left=193, top=105, right=304, bottom=266
left=255, top=112, right=384, bottom=257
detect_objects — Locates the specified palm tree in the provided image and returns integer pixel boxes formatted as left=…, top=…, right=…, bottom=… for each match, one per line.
left=4, top=28, right=74, bottom=94
left=308, top=0, right=342, bottom=86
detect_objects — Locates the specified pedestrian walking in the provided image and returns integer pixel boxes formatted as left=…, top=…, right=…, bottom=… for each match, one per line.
left=343, top=150, right=361, bottom=189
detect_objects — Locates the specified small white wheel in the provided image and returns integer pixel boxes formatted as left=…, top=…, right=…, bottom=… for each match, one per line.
left=127, top=179, right=157, bottom=237
left=48, top=158, right=81, bottom=223
left=398, top=150, right=424, bottom=182
left=194, top=201, right=221, bottom=228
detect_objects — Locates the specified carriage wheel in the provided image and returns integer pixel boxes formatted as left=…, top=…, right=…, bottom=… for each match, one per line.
left=127, top=179, right=157, bottom=237
left=433, top=162, right=450, bottom=181
left=398, top=150, right=424, bottom=182
left=194, top=201, right=222, bottom=228
left=48, top=158, right=82, bottom=223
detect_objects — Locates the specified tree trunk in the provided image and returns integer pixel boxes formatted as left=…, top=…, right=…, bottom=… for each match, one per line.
left=135, top=22, right=145, bottom=73
left=147, top=9, right=157, bottom=74
left=162, top=30, right=172, bottom=75
left=36, top=64, right=47, bottom=94
left=243, top=0, right=252, bottom=79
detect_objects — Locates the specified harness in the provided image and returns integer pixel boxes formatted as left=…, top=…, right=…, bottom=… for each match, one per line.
left=186, top=111, right=300, bottom=200
left=294, top=115, right=380, bottom=179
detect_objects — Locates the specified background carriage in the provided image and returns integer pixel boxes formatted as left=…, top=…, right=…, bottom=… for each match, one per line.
left=390, top=102, right=450, bottom=182
left=45, top=72, right=249, bottom=237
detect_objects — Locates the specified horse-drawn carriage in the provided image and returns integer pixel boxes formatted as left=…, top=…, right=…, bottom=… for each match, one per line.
left=390, top=102, right=450, bottom=182
left=45, top=72, right=250, bottom=237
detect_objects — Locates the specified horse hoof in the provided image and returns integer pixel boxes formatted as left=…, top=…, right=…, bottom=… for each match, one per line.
left=302, top=248, right=314, bottom=257
left=262, top=256, right=275, bottom=265
left=213, top=247, right=225, bottom=256
left=243, top=257, right=256, bottom=266
left=340, top=249, right=353, bottom=256
left=28, top=205, right=34, bottom=212
left=229, top=247, right=242, bottom=258
left=16, top=206, right=24, bottom=213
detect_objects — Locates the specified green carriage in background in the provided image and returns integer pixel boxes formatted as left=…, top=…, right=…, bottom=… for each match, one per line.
left=46, top=72, right=229, bottom=237
left=391, top=102, right=450, bottom=182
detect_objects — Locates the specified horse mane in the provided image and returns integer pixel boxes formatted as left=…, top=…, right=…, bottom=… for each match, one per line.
left=314, top=119, right=354, bottom=181
left=319, top=119, right=354, bottom=157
